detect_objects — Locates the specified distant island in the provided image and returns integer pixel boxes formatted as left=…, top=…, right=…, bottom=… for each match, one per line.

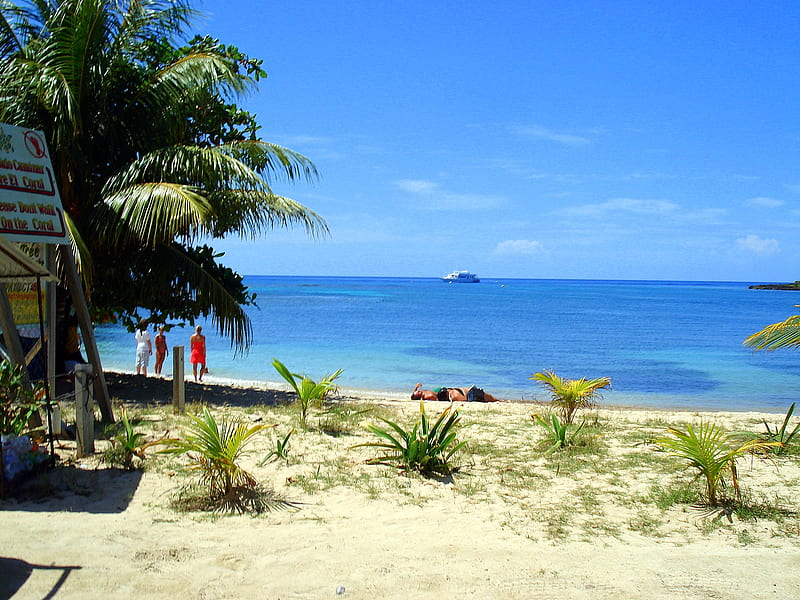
left=749, top=281, right=800, bottom=290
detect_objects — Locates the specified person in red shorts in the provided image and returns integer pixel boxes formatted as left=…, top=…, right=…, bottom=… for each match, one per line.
left=154, top=325, right=168, bottom=376
left=190, top=325, right=207, bottom=382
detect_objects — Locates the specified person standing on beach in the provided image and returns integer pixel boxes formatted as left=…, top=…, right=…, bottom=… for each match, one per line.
left=134, top=320, right=152, bottom=376
left=154, top=325, right=168, bottom=376
left=190, top=325, right=207, bottom=382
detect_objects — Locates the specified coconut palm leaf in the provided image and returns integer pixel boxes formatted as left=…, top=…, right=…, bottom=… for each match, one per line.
left=98, top=182, right=213, bottom=247
left=145, top=243, right=255, bottom=349
left=744, top=311, right=800, bottom=351
left=219, top=140, right=319, bottom=184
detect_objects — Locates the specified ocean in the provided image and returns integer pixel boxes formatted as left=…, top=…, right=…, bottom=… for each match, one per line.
left=94, top=276, right=800, bottom=412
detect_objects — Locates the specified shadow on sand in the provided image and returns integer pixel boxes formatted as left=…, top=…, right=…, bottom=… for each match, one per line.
left=1, top=464, right=143, bottom=514
left=0, top=557, right=81, bottom=600
left=104, top=371, right=295, bottom=408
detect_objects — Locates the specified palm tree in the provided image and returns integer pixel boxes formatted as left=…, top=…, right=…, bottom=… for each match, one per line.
left=743, top=309, right=800, bottom=352
left=530, top=370, right=611, bottom=424
left=0, top=0, right=327, bottom=348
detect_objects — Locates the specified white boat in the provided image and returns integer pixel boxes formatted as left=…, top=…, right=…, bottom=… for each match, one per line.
left=441, top=270, right=480, bottom=283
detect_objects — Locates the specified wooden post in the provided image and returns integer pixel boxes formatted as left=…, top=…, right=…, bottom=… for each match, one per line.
left=46, top=244, right=56, bottom=405
left=172, top=345, right=184, bottom=414
left=57, top=245, right=113, bottom=422
left=74, top=363, right=94, bottom=458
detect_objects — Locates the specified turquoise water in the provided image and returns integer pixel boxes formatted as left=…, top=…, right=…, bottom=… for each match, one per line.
left=94, top=277, right=800, bottom=412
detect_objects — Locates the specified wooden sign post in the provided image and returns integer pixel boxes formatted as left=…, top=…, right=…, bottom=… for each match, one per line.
left=172, top=345, right=185, bottom=414
left=74, top=363, right=94, bottom=458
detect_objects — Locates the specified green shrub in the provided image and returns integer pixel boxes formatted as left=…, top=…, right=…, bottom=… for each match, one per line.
left=158, top=408, right=288, bottom=513
left=656, top=421, right=778, bottom=506
left=530, top=370, right=611, bottom=424
left=272, top=358, right=343, bottom=428
left=532, top=412, right=585, bottom=454
left=354, top=401, right=468, bottom=476
left=756, top=403, right=800, bottom=455
left=102, top=407, right=151, bottom=470
left=259, top=428, right=294, bottom=465
left=0, top=360, right=45, bottom=436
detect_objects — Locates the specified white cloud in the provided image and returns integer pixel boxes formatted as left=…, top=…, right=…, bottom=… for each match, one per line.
left=558, top=197, right=679, bottom=218
left=745, top=196, right=784, bottom=208
left=394, top=179, right=440, bottom=194
left=511, top=124, right=594, bottom=146
left=394, top=179, right=502, bottom=210
left=494, top=239, right=546, bottom=256
left=555, top=198, right=729, bottom=226
left=735, top=234, right=780, bottom=255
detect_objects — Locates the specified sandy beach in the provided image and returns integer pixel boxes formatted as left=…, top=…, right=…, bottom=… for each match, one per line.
left=2, top=372, right=799, bottom=599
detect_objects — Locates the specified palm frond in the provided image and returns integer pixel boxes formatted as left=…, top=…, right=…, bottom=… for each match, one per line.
left=208, top=190, right=328, bottom=239
left=136, top=50, right=250, bottom=110
left=218, top=140, right=319, bottom=184
left=61, top=209, right=94, bottom=288
left=160, top=243, right=254, bottom=350
left=112, top=0, right=197, bottom=57
left=98, top=182, right=212, bottom=247
left=530, top=370, right=611, bottom=424
left=0, top=3, right=25, bottom=56
left=744, top=312, right=800, bottom=351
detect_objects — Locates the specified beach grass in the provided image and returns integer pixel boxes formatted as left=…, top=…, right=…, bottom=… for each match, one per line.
left=5, top=374, right=800, bottom=599
left=57, top=383, right=798, bottom=545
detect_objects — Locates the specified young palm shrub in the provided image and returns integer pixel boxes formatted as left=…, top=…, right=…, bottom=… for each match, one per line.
left=103, top=408, right=151, bottom=470
left=272, top=358, right=343, bottom=428
left=317, top=404, right=371, bottom=436
left=530, top=370, right=611, bottom=424
left=531, top=412, right=585, bottom=454
left=259, top=428, right=295, bottom=465
left=758, top=403, right=800, bottom=455
left=656, top=421, right=779, bottom=506
left=158, top=408, right=289, bottom=514
left=353, top=401, right=468, bottom=476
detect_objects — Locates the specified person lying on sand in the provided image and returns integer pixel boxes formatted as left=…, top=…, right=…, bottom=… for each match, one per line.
left=411, top=383, right=500, bottom=402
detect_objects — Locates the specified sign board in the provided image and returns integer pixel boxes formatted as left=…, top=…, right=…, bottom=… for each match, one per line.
left=5, top=242, right=46, bottom=327
left=0, top=124, right=69, bottom=244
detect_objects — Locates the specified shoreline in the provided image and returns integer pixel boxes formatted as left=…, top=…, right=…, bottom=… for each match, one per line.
left=102, top=369, right=787, bottom=416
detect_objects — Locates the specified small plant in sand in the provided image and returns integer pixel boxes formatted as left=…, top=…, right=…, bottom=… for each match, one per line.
left=656, top=421, right=778, bottom=506
left=530, top=370, right=611, bottom=424
left=259, top=428, right=294, bottom=465
left=158, top=407, right=291, bottom=514
left=531, top=412, right=585, bottom=454
left=272, top=358, right=343, bottom=428
left=102, top=407, right=153, bottom=470
left=317, top=403, right=371, bottom=436
left=752, top=403, right=800, bottom=455
left=354, top=401, right=468, bottom=476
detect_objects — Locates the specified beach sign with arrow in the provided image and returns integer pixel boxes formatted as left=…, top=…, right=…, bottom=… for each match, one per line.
left=0, top=123, right=68, bottom=244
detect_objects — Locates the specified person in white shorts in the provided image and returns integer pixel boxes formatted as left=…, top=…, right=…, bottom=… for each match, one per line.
left=134, top=320, right=152, bottom=376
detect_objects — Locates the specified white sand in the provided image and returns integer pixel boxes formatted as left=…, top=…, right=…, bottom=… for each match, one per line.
left=2, top=386, right=799, bottom=599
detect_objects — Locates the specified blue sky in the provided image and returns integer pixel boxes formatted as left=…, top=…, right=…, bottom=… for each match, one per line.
left=200, top=1, right=800, bottom=281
